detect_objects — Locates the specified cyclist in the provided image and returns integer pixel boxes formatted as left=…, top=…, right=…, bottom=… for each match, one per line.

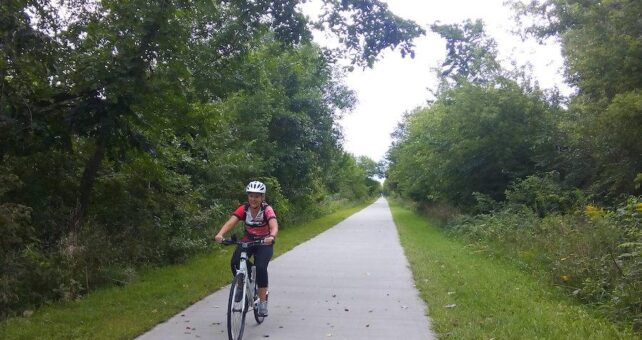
left=214, top=180, right=278, bottom=317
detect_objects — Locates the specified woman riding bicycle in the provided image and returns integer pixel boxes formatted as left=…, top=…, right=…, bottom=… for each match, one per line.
left=214, top=181, right=278, bottom=317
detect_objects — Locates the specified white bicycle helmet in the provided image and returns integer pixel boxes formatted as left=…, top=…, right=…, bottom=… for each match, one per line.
left=246, top=181, right=266, bottom=194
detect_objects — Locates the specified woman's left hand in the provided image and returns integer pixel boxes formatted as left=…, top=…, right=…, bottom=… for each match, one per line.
left=264, top=236, right=275, bottom=245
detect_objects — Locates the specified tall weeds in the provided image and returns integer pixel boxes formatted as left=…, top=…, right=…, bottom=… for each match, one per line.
left=442, top=175, right=642, bottom=332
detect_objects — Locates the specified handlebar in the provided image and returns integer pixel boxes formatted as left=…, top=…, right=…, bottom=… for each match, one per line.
left=220, top=238, right=268, bottom=247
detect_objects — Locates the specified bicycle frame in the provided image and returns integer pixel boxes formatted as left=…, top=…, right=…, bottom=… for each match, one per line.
left=235, top=243, right=258, bottom=308
left=222, top=239, right=264, bottom=311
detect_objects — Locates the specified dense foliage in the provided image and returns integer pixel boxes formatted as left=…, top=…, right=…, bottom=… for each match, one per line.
left=0, top=0, right=416, bottom=318
left=385, top=0, right=641, bottom=331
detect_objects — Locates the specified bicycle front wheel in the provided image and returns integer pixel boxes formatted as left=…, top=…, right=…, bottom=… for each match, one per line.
left=227, top=274, right=247, bottom=340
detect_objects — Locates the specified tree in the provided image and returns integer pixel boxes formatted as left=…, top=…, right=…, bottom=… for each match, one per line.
left=356, top=156, right=379, bottom=178
left=430, top=19, right=501, bottom=87
left=318, top=0, right=425, bottom=67
left=386, top=20, right=559, bottom=206
left=513, top=0, right=642, bottom=200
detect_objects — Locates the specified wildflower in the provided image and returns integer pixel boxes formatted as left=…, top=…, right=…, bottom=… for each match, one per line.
left=585, top=205, right=603, bottom=218
left=561, top=275, right=571, bottom=283
left=635, top=202, right=642, bottom=213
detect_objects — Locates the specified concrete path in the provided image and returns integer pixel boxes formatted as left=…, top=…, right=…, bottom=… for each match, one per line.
left=137, top=198, right=435, bottom=339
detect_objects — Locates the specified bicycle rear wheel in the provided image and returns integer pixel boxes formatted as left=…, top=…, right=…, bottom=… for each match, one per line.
left=227, top=274, right=247, bottom=340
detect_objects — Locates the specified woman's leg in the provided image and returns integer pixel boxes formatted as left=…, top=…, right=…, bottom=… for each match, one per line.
left=252, top=244, right=273, bottom=301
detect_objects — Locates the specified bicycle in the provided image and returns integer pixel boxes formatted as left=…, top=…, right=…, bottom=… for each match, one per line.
left=221, top=237, right=268, bottom=340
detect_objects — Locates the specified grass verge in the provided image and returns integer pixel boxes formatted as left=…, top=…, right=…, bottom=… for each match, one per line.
left=0, top=199, right=375, bottom=340
left=388, top=200, right=636, bottom=339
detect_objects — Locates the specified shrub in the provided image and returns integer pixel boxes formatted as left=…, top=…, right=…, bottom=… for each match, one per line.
left=504, top=172, right=582, bottom=216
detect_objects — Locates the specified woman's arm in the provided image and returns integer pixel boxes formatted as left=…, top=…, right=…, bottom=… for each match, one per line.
left=265, top=218, right=278, bottom=245
left=214, top=215, right=240, bottom=242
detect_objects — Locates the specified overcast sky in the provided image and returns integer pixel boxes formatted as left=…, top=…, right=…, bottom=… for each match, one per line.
left=306, top=0, right=570, bottom=162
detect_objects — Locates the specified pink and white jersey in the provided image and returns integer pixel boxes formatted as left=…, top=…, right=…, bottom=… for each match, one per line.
left=233, top=202, right=276, bottom=239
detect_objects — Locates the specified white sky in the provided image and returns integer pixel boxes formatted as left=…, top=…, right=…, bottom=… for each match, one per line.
left=305, top=0, right=570, bottom=162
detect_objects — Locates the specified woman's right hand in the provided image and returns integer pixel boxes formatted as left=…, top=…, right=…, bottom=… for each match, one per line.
left=214, top=234, right=224, bottom=243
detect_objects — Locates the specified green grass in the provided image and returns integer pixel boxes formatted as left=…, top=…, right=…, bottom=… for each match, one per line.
left=389, top=200, right=637, bottom=340
left=0, top=200, right=374, bottom=340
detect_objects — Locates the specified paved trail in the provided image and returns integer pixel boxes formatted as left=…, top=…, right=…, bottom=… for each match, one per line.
left=137, top=198, right=435, bottom=339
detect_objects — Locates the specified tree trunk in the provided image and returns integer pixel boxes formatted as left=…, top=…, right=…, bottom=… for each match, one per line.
left=69, top=132, right=107, bottom=232
left=67, top=3, right=165, bottom=231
